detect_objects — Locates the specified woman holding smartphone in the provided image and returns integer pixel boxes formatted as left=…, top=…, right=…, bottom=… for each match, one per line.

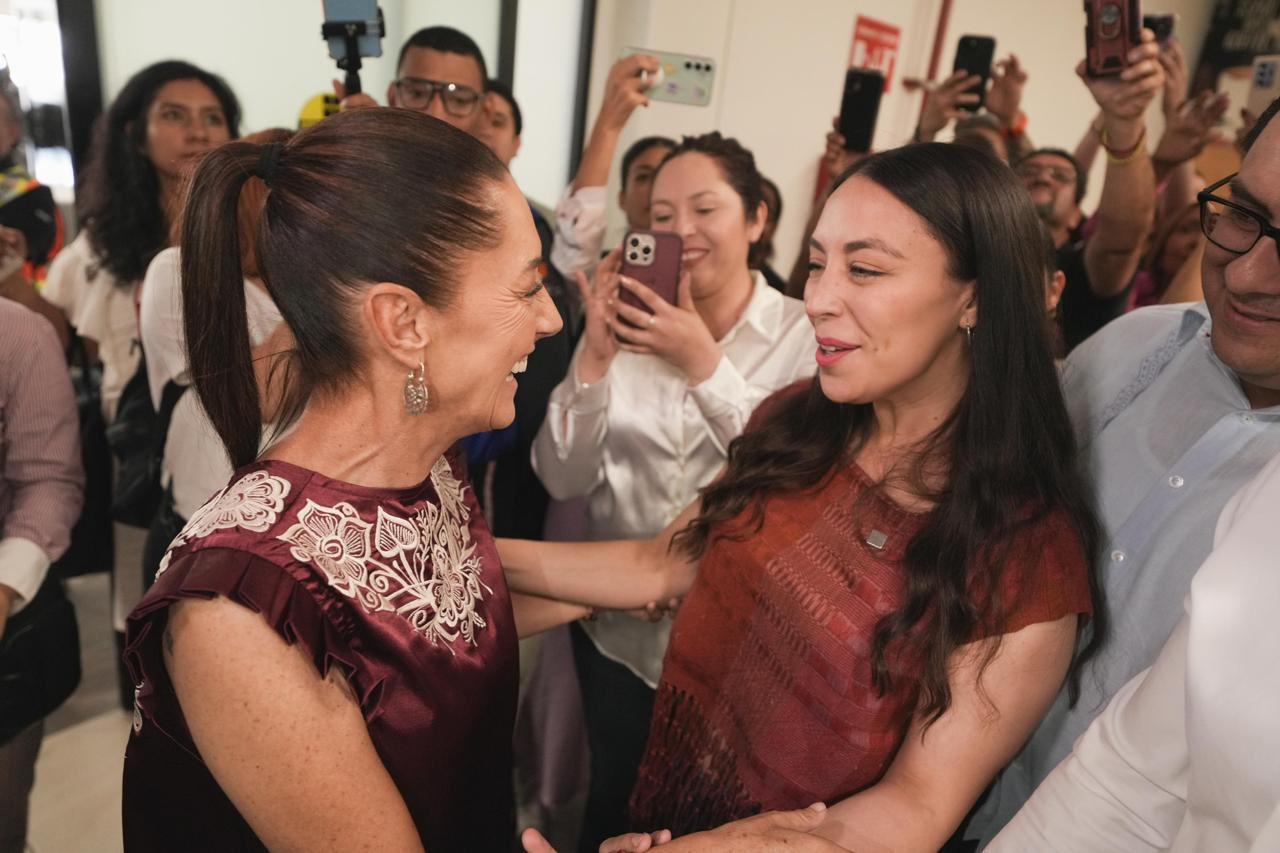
left=531, top=131, right=814, bottom=847
left=513, top=142, right=1101, bottom=852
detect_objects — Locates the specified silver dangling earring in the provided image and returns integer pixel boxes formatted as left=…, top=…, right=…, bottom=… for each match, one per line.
left=404, top=360, right=428, bottom=416
left=964, top=322, right=974, bottom=346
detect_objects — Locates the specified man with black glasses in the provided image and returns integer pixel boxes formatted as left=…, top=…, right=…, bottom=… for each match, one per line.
left=339, top=26, right=488, bottom=137
left=969, top=96, right=1280, bottom=848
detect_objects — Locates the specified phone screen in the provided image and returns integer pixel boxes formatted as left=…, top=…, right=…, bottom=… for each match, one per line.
left=322, top=0, right=383, bottom=61
left=953, top=35, right=996, bottom=112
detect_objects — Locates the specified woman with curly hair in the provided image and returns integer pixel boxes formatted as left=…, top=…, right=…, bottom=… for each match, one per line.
left=44, top=60, right=240, bottom=420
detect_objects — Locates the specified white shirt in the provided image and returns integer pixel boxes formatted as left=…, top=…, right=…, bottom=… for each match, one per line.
left=990, top=450, right=1280, bottom=853
left=42, top=231, right=140, bottom=421
left=532, top=272, right=816, bottom=686
left=138, top=248, right=282, bottom=520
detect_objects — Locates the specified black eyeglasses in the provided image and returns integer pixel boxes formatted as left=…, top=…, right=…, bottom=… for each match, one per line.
left=1198, top=173, right=1280, bottom=260
left=393, top=77, right=481, bottom=117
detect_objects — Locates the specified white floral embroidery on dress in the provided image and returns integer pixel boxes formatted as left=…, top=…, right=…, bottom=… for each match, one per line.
left=155, top=470, right=292, bottom=578
left=278, top=456, right=491, bottom=651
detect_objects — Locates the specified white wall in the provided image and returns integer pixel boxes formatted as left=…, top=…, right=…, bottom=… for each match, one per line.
left=93, top=0, right=502, bottom=134
left=510, top=0, right=583, bottom=207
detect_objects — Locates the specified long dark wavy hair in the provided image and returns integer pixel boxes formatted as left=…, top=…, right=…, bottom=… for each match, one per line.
left=674, top=143, right=1105, bottom=723
left=180, top=108, right=507, bottom=468
left=79, top=60, right=241, bottom=284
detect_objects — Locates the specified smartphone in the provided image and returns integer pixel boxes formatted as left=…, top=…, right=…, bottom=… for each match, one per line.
left=953, top=35, right=996, bottom=112
left=322, top=0, right=384, bottom=63
left=1085, top=0, right=1142, bottom=78
left=1248, top=55, right=1280, bottom=119
left=622, top=48, right=715, bottom=106
left=836, top=68, right=885, bottom=153
left=1143, top=13, right=1176, bottom=44
left=618, top=231, right=683, bottom=315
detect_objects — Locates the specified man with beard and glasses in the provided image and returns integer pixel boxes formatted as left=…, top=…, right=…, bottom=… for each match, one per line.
left=968, top=95, right=1280, bottom=848
left=1013, top=33, right=1163, bottom=352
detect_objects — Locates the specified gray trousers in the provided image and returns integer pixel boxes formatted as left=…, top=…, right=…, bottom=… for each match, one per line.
left=0, top=719, right=43, bottom=853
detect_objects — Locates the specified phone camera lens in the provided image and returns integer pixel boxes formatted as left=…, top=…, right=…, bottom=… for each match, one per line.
left=628, top=252, right=637, bottom=261
left=684, top=61, right=693, bottom=69
left=630, top=237, right=640, bottom=247
left=642, top=245, right=652, bottom=255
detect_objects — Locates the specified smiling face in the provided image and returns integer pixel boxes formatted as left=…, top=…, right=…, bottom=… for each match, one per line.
left=143, top=79, right=231, bottom=182
left=1016, top=153, right=1080, bottom=231
left=1201, top=118, right=1280, bottom=407
left=423, top=175, right=562, bottom=431
left=649, top=151, right=764, bottom=298
left=804, top=175, right=976, bottom=408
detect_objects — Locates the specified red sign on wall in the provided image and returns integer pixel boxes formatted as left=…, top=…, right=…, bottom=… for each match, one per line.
left=849, top=14, right=901, bottom=92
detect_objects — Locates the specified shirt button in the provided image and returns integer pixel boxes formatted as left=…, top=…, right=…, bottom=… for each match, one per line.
left=1111, top=550, right=1126, bottom=563
left=1242, top=414, right=1255, bottom=423
left=1169, top=475, right=1185, bottom=488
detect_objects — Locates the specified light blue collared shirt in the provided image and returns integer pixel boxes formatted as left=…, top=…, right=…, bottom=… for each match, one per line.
left=970, top=303, right=1280, bottom=846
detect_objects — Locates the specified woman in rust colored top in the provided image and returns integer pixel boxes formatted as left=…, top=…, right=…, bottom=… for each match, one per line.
left=511, top=143, right=1103, bottom=853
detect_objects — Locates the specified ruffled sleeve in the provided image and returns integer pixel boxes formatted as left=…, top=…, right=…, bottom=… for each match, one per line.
left=124, top=546, right=384, bottom=748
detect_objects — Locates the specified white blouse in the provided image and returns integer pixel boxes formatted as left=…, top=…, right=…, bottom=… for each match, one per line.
left=532, top=271, right=816, bottom=686
left=43, top=232, right=140, bottom=421
left=139, top=247, right=283, bottom=520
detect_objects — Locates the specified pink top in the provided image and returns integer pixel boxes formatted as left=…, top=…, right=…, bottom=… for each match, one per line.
left=122, top=451, right=518, bottom=850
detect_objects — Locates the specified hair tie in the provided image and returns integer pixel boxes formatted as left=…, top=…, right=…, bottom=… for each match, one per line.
left=254, top=142, right=283, bottom=184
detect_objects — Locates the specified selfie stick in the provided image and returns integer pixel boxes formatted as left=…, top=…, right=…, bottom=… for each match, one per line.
left=321, top=16, right=376, bottom=96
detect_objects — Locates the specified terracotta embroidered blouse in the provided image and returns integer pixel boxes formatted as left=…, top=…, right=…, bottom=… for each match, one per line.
left=629, top=386, right=1093, bottom=835
left=122, top=453, right=518, bottom=851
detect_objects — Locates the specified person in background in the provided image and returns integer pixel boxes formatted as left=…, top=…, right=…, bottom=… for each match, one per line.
left=1012, top=31, right=1162, bottom=352
left=0, top=296, right=83, bottom=853
left=967, top=95, right=1280, bottom=847
left=550, top=54, right=669, bottom=281
left=532, top=131, right=815, bottom=849
left=40, top=59, right=239, bottom=709
left=0, top=80, right=65, bottom=337
left=338, top=25, right=488, bottom=138
left=990, top=450, right=1280, bottom=852
left=137, top=128, right=290, bottom=589
left=750, top=175, right=787, bottom=292
left=477, top=77, right=523, bottom=170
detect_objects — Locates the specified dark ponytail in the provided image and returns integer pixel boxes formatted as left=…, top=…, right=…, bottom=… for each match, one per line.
left=179, top=108, right=508, bottom=469
left=180, top=143, right=262, bottom=467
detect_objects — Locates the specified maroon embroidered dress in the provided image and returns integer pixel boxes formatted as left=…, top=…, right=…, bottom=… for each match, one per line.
left=628, top=387, right=1093, bottom=835
left=122, top=452, right=518, bottom=851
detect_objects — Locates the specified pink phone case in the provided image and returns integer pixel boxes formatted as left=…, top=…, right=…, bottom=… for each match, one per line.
left=618, top=230, right=683, bottom=316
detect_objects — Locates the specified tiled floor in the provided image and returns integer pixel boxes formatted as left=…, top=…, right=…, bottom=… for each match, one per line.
left=27, top=524, right=145, bottom=853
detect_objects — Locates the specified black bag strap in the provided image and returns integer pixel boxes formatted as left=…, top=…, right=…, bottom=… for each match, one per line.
left=151, top=376, right=188, bottom=460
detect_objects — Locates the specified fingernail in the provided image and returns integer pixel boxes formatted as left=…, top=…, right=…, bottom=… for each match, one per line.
left=809, top=801, right=827, bottom=812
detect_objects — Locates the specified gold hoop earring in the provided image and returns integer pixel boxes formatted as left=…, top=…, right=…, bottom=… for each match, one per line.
left=404, top=360, right=428, bottom=415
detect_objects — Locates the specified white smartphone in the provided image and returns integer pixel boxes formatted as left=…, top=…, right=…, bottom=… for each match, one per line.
left=1248, top=55, right=1280, bottom=119
left=622, top=47, right=715, bottom=107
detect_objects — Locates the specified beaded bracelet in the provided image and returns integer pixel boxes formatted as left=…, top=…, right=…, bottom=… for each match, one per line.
left=1101, top=125, right=1147, bottom=165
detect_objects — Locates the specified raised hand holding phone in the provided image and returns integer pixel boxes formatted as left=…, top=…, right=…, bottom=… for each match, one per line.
left=573, top=248, right=623, bottom=385
left=612, top=271, right=721, bottom=385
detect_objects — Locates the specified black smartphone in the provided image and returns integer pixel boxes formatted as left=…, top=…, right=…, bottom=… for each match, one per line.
left=1143, top=13, right=1175, bottom=43
left=953, top=35, right=996, bottom=112
left=838, top=68, right=885, bottom=153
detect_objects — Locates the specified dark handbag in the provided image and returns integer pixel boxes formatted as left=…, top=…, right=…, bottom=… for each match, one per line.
left=107, top=347, right=185, bottom=529
left=50, top=336, right=114, bottom=579
left=0, top=575, right=81, bottom=745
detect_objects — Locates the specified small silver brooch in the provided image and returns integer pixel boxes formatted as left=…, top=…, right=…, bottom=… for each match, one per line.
left=865, top=529, right=888, bottom=550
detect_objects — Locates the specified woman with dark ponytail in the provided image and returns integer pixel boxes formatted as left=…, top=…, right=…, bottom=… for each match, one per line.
left=507, top=144, right=1104, bottom=852
left=120, top=107, right=710, bottom=851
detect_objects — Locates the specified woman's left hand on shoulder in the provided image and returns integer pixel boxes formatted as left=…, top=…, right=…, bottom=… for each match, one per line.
left=612, top=272, right=722, bottom=385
